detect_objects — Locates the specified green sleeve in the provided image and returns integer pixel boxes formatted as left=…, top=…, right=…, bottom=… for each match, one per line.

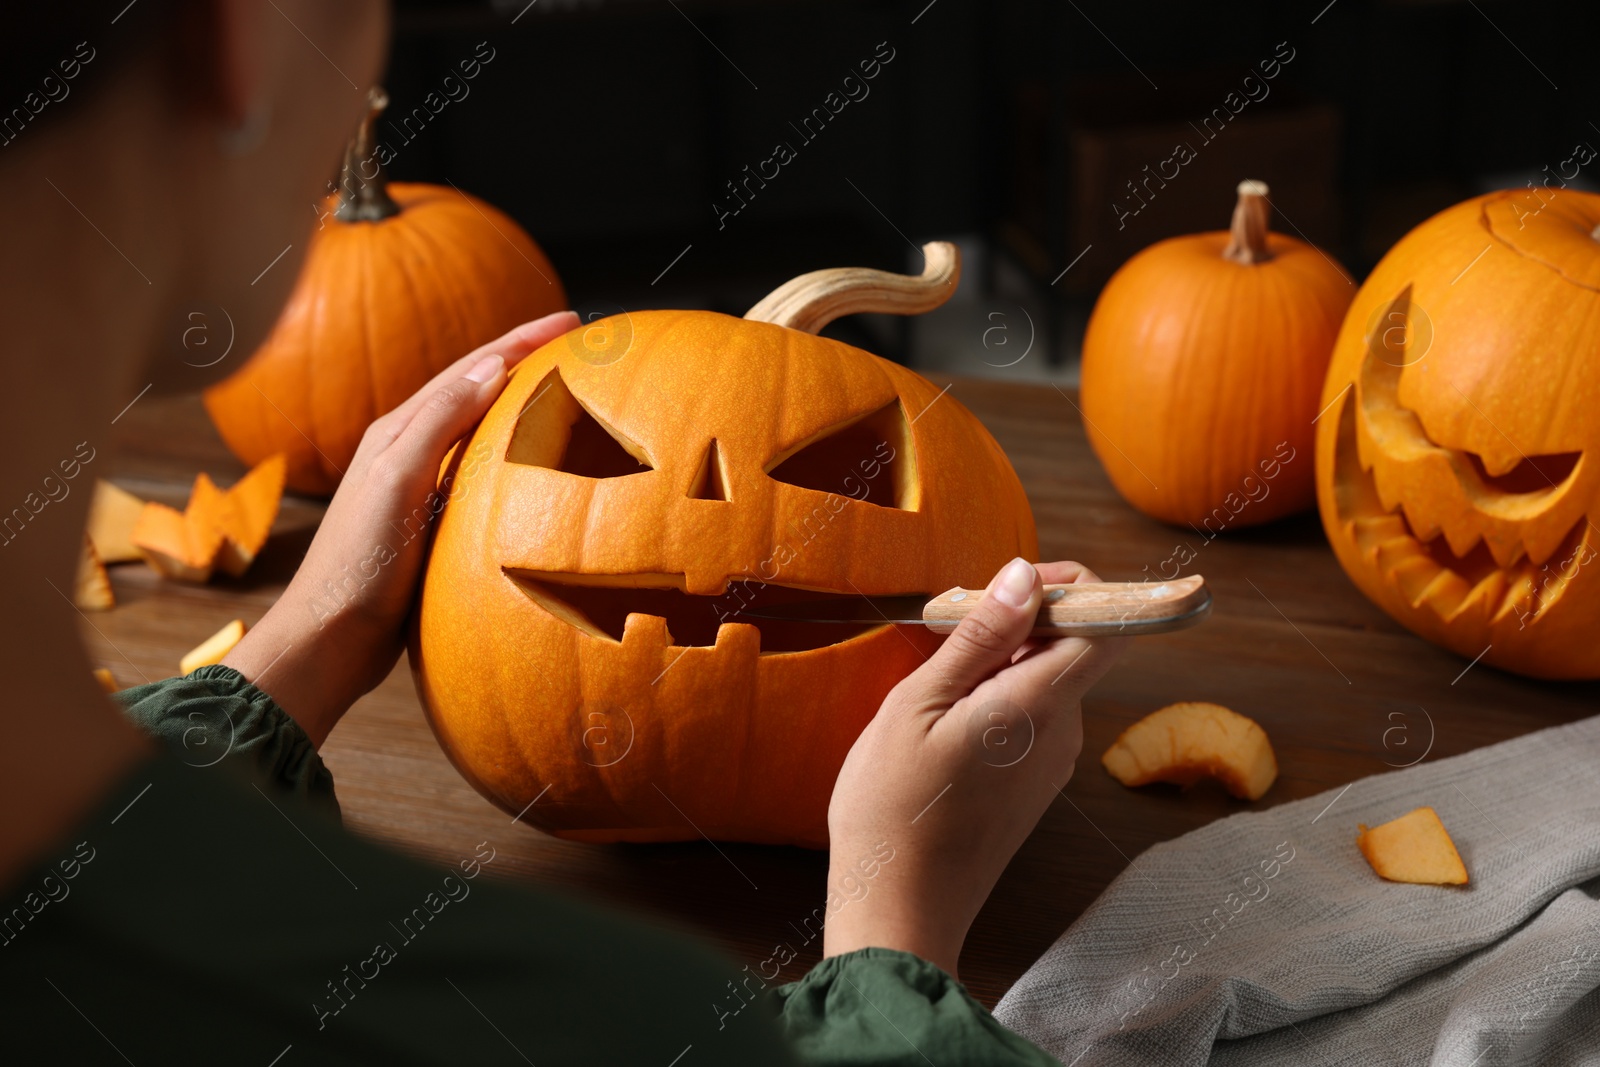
left=112, top=664, right=338, bottom=817
left=776, top=948, right=1061, bottom=1066
left=1, top=752, right=791, bottom=1064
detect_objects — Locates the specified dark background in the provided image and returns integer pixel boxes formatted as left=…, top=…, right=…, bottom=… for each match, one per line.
left=384, top=0, right=1593, bottom=365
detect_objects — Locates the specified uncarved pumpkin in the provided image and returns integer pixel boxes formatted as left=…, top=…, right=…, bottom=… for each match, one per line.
left=205, top=89, right=566, bottom=495
left=1315, top=188, right=1600, bottom=679
left=411, top=244, right=1038, bottom=847
left=1080, top=181, right=1354, bottom=529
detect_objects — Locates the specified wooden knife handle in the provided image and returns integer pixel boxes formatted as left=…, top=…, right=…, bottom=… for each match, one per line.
left=921, top=574, right=1211, bottom=637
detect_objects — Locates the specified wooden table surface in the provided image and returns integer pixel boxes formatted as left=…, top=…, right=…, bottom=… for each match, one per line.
left=86, top=383, right=1600, bottom=1009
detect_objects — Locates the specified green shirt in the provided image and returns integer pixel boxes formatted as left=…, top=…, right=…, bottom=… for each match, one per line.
left=0, top=667, right=1059, bottom=1065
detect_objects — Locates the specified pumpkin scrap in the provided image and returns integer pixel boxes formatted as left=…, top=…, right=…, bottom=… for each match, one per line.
left=74, top=535, right=114, bottom=611
left=1102, top=701, right=1278, bottom=801
left=93, top=668, right=118, bottom=694
left=181, top=619, right=247, bottom=676
left=87, top=480, right=146, bottom=563
left=196, top=454, right=286, bottom=577
left=1357, top=806, right=1469, bottom=885
left=132, top=499, right=225, bottom=583
left=130, top=455, right=285, bottom=583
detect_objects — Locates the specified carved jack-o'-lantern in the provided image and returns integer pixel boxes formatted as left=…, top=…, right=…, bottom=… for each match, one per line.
left=1315, top=189, right=1600, bottom=679
left=412, top=245, right=1037, bottom=846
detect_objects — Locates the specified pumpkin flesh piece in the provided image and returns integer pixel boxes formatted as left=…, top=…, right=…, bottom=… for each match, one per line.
left=181, top=619, right=247, bottom=676
left=132, top=501, right=222, bottom=583
left=1357, top=806, right=1469, bottom=886
left=87, top=480, right=146, bottom=563
left=1102, top=701, right=1277, bottom=801
left=75, top=536, right=114, bottom=611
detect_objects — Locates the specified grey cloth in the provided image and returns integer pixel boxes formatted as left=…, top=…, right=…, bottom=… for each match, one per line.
left=994, top=715, right=1600, bottom=1066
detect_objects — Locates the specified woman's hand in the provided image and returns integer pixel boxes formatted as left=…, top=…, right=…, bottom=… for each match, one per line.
left=222, top=311, right=580, bottom=746
left=822, top=558, right=1127, bottom=978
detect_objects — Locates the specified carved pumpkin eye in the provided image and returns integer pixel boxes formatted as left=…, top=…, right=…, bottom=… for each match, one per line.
left=504, top=368, right=653, bottom=478
left=765, top=399, right=919, bottom=510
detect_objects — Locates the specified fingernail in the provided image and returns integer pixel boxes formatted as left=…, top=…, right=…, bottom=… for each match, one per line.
left=994, top=557, right=1036, bottom=608
left=465, top=354, right=503, bottom=383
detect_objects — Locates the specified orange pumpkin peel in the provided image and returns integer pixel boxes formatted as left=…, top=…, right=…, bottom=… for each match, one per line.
left=131, top=455, right=285, bottom=583
left=1102, top=701, right=1278, bottom=801
left=1357, top=806, right=1469, bottom=886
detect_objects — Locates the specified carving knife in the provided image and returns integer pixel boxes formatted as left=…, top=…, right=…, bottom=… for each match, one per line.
left=738, top=574, right=1212, bottom=637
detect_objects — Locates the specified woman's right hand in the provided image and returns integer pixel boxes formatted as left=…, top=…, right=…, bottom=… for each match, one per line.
left=822, top=558, right=1127, bottom=978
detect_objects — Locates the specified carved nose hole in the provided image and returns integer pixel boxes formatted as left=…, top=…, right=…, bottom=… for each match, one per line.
left=688, top=439, right=731, bottom=501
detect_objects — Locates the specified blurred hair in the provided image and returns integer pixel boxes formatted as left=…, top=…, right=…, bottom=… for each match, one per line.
left=0, top=2, right=179, bottom=148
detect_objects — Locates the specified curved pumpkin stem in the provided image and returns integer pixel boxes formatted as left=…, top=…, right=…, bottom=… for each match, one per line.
left=1222, top=180, right=1273, bottom=265
left=744, top=241, right=961, bottom=334
left=335, top=88, right=401, bottom=223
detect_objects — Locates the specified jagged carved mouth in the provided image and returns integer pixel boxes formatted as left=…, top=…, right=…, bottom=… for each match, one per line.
left=505, top=570, right=900, bottom=653
left=1330, top=284, right=1596, bottom=626
left=1333, top=384, right=1591, bottom=626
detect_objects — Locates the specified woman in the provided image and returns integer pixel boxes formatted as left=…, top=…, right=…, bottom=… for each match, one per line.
left=0, top=3, right=1123, bottom=1062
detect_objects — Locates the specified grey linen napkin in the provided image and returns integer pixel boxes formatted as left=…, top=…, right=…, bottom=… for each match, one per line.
left=993, top=715, right=1600, bottom=1066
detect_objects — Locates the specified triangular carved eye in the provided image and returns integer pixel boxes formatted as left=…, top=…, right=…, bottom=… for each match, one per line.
left=505, top=368, right=653, bottom=478
left=766, top=399, right=918, bottom=510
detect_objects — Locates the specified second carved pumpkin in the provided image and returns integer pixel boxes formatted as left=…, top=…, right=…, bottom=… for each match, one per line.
left=1315, top=188, right=1600, bottom=679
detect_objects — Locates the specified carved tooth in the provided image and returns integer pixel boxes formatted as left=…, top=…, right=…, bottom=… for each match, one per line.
left=1398, top=501, right=1441, bottom=545
left=1416, top=568, right=1471, bottom=619
left=1389, top=555, right=1445, bottom=609
left=1492, top=571, right=1538, bottom=625
left=1521, top=519, right=1580, bottom=572
left=1375, top=535, right=1423, bottom=573
left=1484, top=533, right=1527, bottom=571
left=1350, top=514, right=1409, bottom=553
left=1370, top=465, right=1413, bottom=519
left=1450, top=571, right=1506, bottom=625
left=1442, top=522, right=1486, bottom=563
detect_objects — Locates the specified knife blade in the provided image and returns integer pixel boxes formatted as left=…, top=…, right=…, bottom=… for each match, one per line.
left=738, top=574, right=1212, bottom=637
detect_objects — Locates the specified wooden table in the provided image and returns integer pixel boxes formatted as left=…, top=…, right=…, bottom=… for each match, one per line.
left=87, top=384, right=1600, bottom=1009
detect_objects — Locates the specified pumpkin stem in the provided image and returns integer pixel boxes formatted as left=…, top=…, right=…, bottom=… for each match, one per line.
left=744, top=242, right=961, bottom=334
left=334, top=87, right=402, bottom=223
left=1222, top=180, right=1273, bottom=265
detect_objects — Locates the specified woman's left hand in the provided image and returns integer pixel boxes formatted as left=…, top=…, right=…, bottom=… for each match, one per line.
left=222, top=311, right=579, bottom=745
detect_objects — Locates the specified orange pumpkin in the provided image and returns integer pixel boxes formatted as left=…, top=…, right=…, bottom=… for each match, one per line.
left=1080, top=181, right=1354, bottom=529
left=411, top=244, right=1037, bottom=847
left=205, top=90, right=566, bottom=495
left=1315, top=188, right=1600, bottom=679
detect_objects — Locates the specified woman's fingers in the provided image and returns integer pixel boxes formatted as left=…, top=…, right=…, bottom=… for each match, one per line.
left=992, top=561, right=1121, bottom=701
left=905, top=557, right=1042, bottom=702
left=995, top=633, right=1125, bottom=708
left=358, top=310, right=579, bottom=461
left=1033, top=560, right=1099, bottom=586
left=375, top=355, right=510, bottom=497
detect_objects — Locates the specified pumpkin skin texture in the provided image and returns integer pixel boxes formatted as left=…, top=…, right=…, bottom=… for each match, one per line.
left=1315, top=189, right=1600, bottom=680
left=1080, top=184, right=1354, bottom=529
left=204, top=182, right=566, bottom=495
left=411, top=310, right=1037, bottom=847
